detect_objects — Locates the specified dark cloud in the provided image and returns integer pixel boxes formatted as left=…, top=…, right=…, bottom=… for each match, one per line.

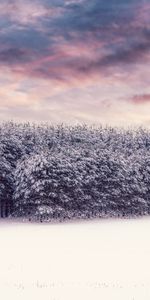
left=59, top=0, right=145, bottom=33
left=76, top=32, right=150, bottom=74
left=0, top=48, right=29, bottom=64
left=0, top=27, right=50, bottom=51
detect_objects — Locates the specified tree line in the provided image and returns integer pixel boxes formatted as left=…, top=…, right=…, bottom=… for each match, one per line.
left=0, top=121, right=150, bottom=221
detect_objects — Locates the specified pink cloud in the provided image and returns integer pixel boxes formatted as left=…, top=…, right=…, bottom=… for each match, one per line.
left=130, top=94, right=150, bottom=105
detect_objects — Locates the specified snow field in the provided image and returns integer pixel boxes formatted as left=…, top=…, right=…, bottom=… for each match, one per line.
left=0, top=217, right=150, bottom=299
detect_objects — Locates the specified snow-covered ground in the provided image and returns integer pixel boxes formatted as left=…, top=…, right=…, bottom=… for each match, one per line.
left=1, top=217, right=150, bottom=300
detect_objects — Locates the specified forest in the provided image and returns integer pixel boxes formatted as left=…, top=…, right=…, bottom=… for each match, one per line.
left=0, top=121, right=150, bottom=222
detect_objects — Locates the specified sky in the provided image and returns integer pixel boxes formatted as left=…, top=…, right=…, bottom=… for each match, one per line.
left=0, top=0, right=150, bottom=126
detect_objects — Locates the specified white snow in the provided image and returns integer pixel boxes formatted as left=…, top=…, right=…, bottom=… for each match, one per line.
left=1, top=217, right=150, bottom=299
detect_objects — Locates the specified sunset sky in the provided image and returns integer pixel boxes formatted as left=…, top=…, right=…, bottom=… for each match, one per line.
left=0, top=0, right=150, bottom=126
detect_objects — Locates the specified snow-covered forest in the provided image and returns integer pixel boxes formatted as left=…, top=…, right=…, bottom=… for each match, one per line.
left=0, top=121, right=150, bottom=222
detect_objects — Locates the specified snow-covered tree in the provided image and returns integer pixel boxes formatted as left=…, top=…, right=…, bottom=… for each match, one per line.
left=0, top=134, right=23, bottom=168
left=0, top=150, right=14, bottom=217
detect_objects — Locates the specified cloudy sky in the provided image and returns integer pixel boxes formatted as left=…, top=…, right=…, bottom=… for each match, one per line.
left=0, top=0, right=150, bottom=126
